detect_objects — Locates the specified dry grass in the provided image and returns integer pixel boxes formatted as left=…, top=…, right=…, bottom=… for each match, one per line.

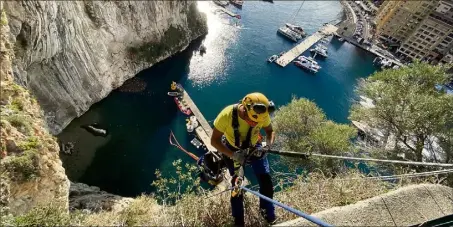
left=76, top=170, right=415, bottom=227
left=11, top=169, right=443, bottom=227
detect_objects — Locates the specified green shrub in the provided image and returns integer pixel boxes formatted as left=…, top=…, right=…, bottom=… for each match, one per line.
left=4, top=149, right=39, bottom=181
left=1, top=10, right=7, bottom=26
left=17, top=137, right=41, bottom=151
left=11, top=99, right=25, bottom=111
left=5, top=114, right=33, bottom=135
left=13, top=205, right=70, bottom=226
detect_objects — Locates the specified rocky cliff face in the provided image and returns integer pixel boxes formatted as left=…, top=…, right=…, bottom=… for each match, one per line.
left=0, top=9, right=69, bottom=217
left=3, top=1, right=207, bottom=134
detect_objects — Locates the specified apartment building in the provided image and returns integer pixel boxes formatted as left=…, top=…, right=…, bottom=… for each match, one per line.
left=375, top=1, right=439, bottom=46
left=396, top=1, right=453, bottom=63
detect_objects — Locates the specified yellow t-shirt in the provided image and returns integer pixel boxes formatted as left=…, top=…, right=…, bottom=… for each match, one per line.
left=213, top=104, right=271, bottom=149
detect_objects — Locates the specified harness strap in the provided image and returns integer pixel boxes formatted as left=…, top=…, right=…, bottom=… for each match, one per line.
left=232, top=104, right=254, bottom=150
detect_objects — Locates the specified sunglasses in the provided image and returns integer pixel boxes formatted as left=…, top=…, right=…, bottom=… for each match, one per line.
left=248, top=101, right=276, bottom=114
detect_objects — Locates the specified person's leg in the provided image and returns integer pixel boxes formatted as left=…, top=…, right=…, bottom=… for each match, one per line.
left=251, top=156, right=276, bottom=223
left=224, top=154, right=245, bottom=226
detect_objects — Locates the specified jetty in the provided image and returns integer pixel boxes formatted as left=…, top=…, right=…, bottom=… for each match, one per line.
left=275, top=24, right=338, bottom=67
left=214, top=8, right=240, bottom=18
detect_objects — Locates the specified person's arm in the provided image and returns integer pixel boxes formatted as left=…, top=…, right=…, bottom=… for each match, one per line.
left=211, top=127, right=235, bottom=158
left=263, top=123, right=275, bottom=147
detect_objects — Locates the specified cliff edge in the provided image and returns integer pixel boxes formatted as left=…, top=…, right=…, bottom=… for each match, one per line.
left=3, top=1, right=207, bottom=134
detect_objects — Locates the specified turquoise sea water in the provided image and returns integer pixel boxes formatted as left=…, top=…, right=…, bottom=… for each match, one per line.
left=59, top=1, right=379, bottom=197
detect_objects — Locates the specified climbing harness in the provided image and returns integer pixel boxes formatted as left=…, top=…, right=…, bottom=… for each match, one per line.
left=232, top=104, right=254, bottom=149
left=268, top=149, right=453, bottom=168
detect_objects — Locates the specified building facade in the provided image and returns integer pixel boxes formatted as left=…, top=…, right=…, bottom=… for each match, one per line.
left=374, top=1, right=439, bottom=46
left=396, top=1, right=453, bottom=63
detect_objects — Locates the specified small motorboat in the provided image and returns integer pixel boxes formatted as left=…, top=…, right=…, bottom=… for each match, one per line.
left=229, top=0, right=243, bottom=8
left=213, top=0, right=229, bottom=7
left=174, top=96, right=192, bottom=116
left=268, top=55, right=278, bottom=63
left=168, top=91, right=182, bottom=97
left=338, top=37, right=345, bottom=42
left=199, top=44, right=207, bottom=54
left=170, top=82, right=191, bottom=115
left=310, top=45, right=328, bottom=58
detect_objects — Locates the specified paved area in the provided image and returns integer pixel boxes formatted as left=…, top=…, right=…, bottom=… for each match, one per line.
left=274, top=184, right=453, bottom=226
left=275, top=24, right=338, bottom=67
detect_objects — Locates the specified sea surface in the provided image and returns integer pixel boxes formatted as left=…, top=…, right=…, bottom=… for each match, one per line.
left=58, top=1, right=379, bottom=197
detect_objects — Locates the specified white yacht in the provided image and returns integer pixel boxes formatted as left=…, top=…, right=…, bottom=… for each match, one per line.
left=285, top=23, right=307, bottom=37
left=310, top=45, right=328, bottom=58
left=294, top=56, right=321, bottom=73
left=277, top=26, right=301, bottom=42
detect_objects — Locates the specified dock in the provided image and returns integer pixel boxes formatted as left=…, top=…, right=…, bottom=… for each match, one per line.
left=275, top=24, right=338, bottom=67
left=183, top=91, right=213, bottom=138
left=214, top=8, right=240, bottom=18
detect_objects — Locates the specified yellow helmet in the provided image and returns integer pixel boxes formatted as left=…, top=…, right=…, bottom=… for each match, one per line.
left=241, top=92, right=275, bottom=123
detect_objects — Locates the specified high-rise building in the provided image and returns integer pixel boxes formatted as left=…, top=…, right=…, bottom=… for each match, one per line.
left=374, top=1, right=439, bottom=46
left=396, top=1, right=453, bottom=63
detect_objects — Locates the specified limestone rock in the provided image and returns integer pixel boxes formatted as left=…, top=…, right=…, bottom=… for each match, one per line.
left=69, top=182, right=134, bottom=213
left=1, top=11, right=69, bottom=216
left=3, top=1, right=207, bottom=134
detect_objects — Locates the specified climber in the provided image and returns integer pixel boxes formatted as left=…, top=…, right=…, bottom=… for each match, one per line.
left=210, top=92, right=276, bottom=226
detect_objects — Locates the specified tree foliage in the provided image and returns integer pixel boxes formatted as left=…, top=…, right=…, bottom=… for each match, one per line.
left=272, top=97, right=357, bottom=172
left=349, top=61, right=453, bottom=162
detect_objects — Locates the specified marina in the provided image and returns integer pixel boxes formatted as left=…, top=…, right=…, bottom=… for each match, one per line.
left=275, top=24, right=338, bottom=67
left=59, top=1, right=379, bottom=196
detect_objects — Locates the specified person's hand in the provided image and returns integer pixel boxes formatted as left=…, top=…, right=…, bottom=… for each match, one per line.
left=232, top=151, right=246, bottom=164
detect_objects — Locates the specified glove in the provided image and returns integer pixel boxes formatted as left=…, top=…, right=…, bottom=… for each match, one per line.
left=232, top=151, right=246, bottom=164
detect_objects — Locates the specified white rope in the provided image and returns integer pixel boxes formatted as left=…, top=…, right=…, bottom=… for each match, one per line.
left=310, top=153, right=453, bottom=168
left=269, top=150, right=453, bottom=168
left=338, top=169, right=453, bottom=181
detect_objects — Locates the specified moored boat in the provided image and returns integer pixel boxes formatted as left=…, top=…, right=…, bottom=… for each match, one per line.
left=268, top=55, right=278, bottom=63
left=174, top=96, right=192, bottom=116
left=310, top=44, right=328, bottom=58
left=168, top=91, right=182, bottom=97
left=229, top=0, right=243, bottom=8
left=213, top=0, right=229, bottom=7
left=170, top=82, right=192, bottom=115
left=277, top=26, right=301, bottom=42
left=285, top=23, right=307, bottom=37
left=294, top=56, right=321, bottom=73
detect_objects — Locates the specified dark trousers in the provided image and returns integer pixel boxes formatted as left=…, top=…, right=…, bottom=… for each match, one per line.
left=223, top=143, right=275, bottom=226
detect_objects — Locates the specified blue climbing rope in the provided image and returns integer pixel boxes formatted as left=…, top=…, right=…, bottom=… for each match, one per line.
left=239, top=186, right=333, bottom=227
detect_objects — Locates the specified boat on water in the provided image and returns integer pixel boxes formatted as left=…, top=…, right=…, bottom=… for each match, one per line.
left=310, top=44, right=328, bottom=58
left=294, top=56, right=321, bottom=73
left=199, top=44, right=207, bottom=54
left=267, top=55, right=278, bottom=63
left=168, top=91, right=182, bottom=97
left=338, top=37, right=345, bottom=42
left=213, top=0, right=229, bottom=7
left=170, top=82, right=192, bottom=115
left=285, top=23, right=307, bottom=37
left=277, top=26, right=301, bottom=42
left=229, top=0, right=243, bottom=8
